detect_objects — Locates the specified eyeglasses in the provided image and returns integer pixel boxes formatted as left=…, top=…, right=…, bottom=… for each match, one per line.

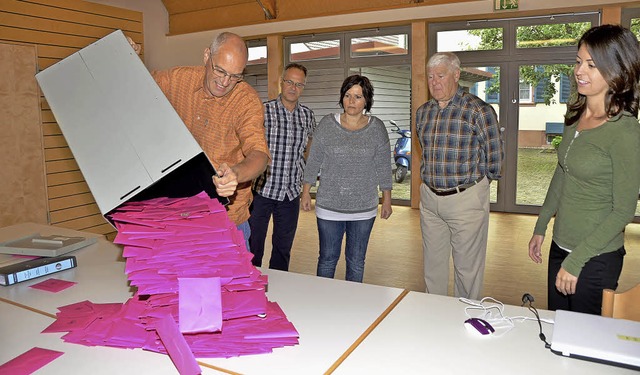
left=282, top=79, right=306, bottom=89
left=210, top=63, right=244, bottom=82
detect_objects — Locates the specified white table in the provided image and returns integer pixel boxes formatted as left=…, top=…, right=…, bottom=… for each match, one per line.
left=333, top=291, right=637, bottom=375
left=0, top=223, right=133, bottom=315
left=3, top=223, right=629, bottom=375
left=0, top=223, right=406, bottom=375
left=199, top=268, right=405, bottom=375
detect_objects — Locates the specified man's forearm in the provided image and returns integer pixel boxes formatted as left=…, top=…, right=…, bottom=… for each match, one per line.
left=231, top=150, right=269, bottom=183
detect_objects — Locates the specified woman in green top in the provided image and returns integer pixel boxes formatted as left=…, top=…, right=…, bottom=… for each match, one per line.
left=528, top=25, right=640, bottom=314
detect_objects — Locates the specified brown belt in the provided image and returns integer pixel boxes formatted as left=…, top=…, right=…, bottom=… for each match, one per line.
left=428, top=176, right=484, bottom=196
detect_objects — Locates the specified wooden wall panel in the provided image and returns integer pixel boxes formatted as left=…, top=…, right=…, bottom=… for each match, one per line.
left=48, top=182, right=91, bottom=199
left=0, top=0, right=143, bottom=238
left=0, top=42, right=48, bottom=227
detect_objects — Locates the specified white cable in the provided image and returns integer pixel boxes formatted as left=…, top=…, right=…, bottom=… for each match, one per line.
left=459, top=297, right=514, bottom=336
left=511, top=315, right=555, bottom=325
left=458, top=296, right=555, bottom=336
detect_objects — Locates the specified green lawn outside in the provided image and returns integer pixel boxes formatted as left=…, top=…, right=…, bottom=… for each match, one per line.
left=391, top=148, right=556, bottom=203
left=515, top=148, right=556, bottom=206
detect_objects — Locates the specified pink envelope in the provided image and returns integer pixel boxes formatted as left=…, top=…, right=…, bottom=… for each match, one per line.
left=179, top=277, right=222, bottom=334
left=42, top=314, right=97, bottom=333
left=221, top=289, right=267, bottom=320
left=0, top=347, right=64, bottom=375
left=30, top=278, right=76, bottom=293
left=155, top=313, right=202, bottom=375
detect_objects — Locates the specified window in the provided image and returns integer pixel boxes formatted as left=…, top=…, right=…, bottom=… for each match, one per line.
left=519, top=81, right=533, bottom=103
left=350, top=34, right=408, bottom=57
left=515, top=22, right=591, bottom=49
left=632, top=18, right=640, bottom=39
left=559, top=74, right=571, bottom=104
left=289, top=39, right=340, bottom=62
left=436, top=28, right=503, bottom=52
left=246, top=40, right=267, bottom=66
left=285, top=27, right=411, bottom=203
left=484, top=67, right=499, bottom=104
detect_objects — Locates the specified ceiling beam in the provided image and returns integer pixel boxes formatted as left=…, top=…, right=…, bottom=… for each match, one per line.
left=169, top=2, right=267, bottom=35
left=256, top=0, right=276, bottom=19
left=165, top=0, right=483, bottom=35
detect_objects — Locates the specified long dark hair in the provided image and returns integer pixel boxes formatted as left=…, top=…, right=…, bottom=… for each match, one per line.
left=338, top=74, right=374, bottom=113
left=565, top=24, right=640, bottom=125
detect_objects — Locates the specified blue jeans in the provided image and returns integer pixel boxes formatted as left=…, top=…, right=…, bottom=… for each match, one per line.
left=316, top=217, right=376, bottom=283
left=237, top=221, right=251, bottom=252
left=249, top=193, right=300, bottom=271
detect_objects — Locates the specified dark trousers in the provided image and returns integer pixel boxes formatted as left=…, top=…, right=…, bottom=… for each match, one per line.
left=547, top=240, right=625, bottom=315
left=248, top=193, right=300, bottom=271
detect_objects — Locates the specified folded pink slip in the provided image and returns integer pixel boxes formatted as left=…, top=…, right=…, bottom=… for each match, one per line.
left=179, top=277, right=222, bottom=334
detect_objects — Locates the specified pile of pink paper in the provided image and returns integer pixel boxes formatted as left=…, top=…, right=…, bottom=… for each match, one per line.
left=44, top=192, right=299, bottom=370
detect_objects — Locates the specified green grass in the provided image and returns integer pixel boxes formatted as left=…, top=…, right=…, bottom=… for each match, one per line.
left=515, top=148, right=557, bottom=206
left=390, top=148, right=557, bottom=204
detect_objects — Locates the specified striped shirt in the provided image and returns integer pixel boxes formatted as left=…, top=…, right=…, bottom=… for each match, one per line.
left=416, top=87, right=503, bottom=190
left=254, top=96, right=316, bottom=200
left=152, top=66, right=269, bottom=225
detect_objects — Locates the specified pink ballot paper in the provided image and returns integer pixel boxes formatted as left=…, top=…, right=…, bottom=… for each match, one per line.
left=0, top=347, right=64, bottom=375
left=179, top=277, right=222, bottom=333
left=30, top=278, right=76, bottom=292
left=155, top=313, right=202, bottom=375
left=44, top=192, right=299, bottom=360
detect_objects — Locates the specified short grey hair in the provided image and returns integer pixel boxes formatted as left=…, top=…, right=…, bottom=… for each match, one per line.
left=427, top=52, right=460, bottom=72
left=209, top=32, right=248, bottom=56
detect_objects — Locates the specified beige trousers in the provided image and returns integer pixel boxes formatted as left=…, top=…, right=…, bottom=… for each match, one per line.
left=419, top=178, right=490, bottom=300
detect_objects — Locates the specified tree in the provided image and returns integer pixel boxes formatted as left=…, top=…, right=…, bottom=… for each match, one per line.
left=468, top=22, right=591, bottom=105
left=631, top=19, right=640, bottom=39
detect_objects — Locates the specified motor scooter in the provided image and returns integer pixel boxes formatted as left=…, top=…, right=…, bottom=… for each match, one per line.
left=390, top=120, right=411, bottom=183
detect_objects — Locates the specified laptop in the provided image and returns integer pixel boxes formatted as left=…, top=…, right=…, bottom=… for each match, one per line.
left=550, top=309, right=640, bottom=371
left=0, top=233, right=97, bottom=257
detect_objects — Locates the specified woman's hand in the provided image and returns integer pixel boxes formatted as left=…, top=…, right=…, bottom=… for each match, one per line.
left=528, top=234, right=544, bottom=264
left=380, top=191, right=392, bottom=219
left=555, top=267, right=578, bottom=295
left=300, top=184, right=312, bottom=211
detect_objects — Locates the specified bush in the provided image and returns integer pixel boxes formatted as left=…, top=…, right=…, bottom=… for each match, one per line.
left=551, top=135, right=562, bottom=150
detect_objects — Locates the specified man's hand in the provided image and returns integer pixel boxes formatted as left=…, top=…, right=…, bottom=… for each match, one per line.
left=212, top=163, right=239, bottom=197
left=126, top=36, right=142, bottom=55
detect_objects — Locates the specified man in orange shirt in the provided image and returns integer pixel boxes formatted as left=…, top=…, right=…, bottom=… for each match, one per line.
left=131, top=32, right=270, bottom=243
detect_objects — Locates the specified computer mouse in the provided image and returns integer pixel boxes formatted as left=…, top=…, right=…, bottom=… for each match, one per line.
left=464, top=317, right=495, bottom=336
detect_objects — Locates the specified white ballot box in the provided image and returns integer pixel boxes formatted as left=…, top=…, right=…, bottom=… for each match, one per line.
left=35, top=30, right=225, bottom=223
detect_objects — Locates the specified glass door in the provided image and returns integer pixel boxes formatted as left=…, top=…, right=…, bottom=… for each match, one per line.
left=513, top=63, right=573, bottom=210
left=430, top=13, right=598, bottom=214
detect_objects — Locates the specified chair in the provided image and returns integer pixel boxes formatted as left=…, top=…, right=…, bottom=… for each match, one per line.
left=602, top=283, right=640, bottom=322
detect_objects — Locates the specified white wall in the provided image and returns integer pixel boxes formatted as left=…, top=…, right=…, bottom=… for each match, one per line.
left=86, top=0, right=170, bottom=70
left=86, top=0, right=639, bottom=70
